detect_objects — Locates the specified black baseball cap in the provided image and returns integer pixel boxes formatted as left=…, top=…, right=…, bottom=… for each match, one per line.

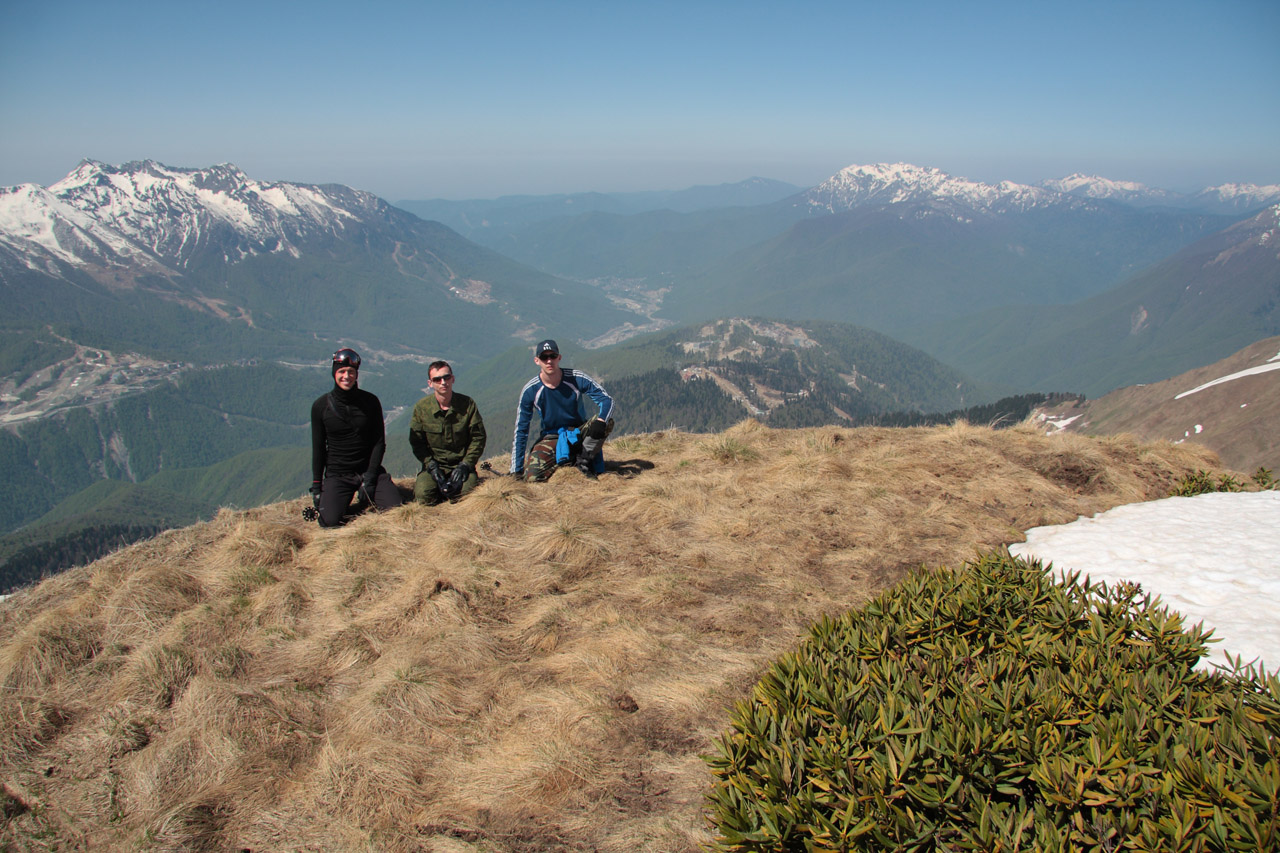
left=535, top=339, right=559, bottom=357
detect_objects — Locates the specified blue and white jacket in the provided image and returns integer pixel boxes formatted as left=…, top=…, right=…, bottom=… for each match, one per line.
left=511, top=368, right=615, bottom=475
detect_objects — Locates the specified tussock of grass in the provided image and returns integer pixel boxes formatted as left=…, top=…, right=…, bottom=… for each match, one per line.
left=0, top=422, right=1228, bottom=850
left=102, top=564, right=203, bottom=644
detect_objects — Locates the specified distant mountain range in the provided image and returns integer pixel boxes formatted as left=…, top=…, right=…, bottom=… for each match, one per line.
left=805, top=163, right=1073, bottom=216
left=392, top=164, right=1264, bottom=359
left=1039, top=173, right=1280, bottom=214
left=4, top=159, right=1275, bottom=413
left=396, top=166, right=1280, bottom=236
left=667, top=166, right=1248, bottom=344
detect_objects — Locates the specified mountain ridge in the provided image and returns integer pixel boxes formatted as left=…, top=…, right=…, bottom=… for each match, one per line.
left=1040, top=173, right=1280, bottom=214
left=802, top=162, right=1073, bottom=217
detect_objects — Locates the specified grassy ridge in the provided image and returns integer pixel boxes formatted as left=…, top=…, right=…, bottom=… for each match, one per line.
left=0, top=422, right=1227, bottom=850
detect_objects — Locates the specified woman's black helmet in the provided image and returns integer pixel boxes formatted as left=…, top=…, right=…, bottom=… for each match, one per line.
left=331, top=348, right=361, bottom=376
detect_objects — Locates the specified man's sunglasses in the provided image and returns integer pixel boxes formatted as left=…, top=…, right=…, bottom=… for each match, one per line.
left=431, top=373, right=454, bottom=383
left=538, top=353, right=560, bottom=362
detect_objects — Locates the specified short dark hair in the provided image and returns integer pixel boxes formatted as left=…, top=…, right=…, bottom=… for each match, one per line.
left=428, top=360, right=451, bottom=375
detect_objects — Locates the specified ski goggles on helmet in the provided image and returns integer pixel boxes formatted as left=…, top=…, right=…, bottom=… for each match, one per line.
left=331, top=348, right=362, bottom=369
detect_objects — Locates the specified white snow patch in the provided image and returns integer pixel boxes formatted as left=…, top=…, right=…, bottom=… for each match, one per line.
left=1011, top=491, right=1280, bottom=673
left=1035, top=412, right=1081, bottom=433
left=0, top=183, right=156, bottom=267
left=1174, top=361, right=1280, bottom=399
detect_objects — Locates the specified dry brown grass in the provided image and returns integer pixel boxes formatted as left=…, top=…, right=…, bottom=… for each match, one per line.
left=0, top=421, right=1223, bottom=851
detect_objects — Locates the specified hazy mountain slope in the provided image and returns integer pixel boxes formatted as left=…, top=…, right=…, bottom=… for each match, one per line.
left=0, top=423, right=1222, bottom=851
left=666, top=196, right=1238, bottom=339
left=0, top=445, right=315, bottom=594
left=0, top=480, right=210, bottom=593
left=476, top=200, right=808, bottom=280
left=1034, top=335, right=1280, bottom=472
left=392, top=176, right=802, bottom=245
left=924, top=205, right=1280, bottom=396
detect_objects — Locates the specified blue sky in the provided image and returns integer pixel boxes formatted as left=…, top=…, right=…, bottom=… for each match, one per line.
left=2, top=0, right=1277, bottom=200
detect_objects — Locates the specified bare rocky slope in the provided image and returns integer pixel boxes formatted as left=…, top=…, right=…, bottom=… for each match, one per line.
left=0, top=422, right=1229, bottom=851
left=1035, top=335, right=1280, bottom=473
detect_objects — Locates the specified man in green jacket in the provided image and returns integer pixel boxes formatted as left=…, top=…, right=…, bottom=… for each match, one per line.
left=409, top=360, right=487, bottom=504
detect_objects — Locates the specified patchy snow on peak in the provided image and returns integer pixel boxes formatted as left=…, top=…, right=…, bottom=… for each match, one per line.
left=1043, top=173, right=1142, bottom=193
left=1197, top=182, right=1280, bottom=202
left=40, top=160, right=380, bottom=267
left=804, top=162, right=1063, bottom=217
left=0, top=182, right=165, bottom=274
left=1039, top=174, right=1173, bottom=204
left=1191, top=182, right=1280, bottom=214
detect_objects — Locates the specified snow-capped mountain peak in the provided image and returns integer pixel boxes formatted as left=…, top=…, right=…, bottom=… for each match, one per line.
left=45, top=159, right=375, bottom=267
left=0, top=182, right=169, bottom=277
left=1038, top=173, right=1172, bottom=204
left=1041, top=174, right=1280, bottom=213
left=804, top=162, right=1062, bottom=217
left=809, top=165, right=1280, bottom=217
left=1192, top=182, right=1280, bottom=212
left=0, top=159, right=413, bottom=289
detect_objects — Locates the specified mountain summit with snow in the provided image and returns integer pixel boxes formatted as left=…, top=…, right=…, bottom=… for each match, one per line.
left=1040, top=173, right=1280, bottom=214
left=54, top=160, right=368, bottom=260
left=1189, top=182, right=1280, bottom=214
left=0, top=159, right=451, bottom=292
left=803, top=163, right=1073, bottom=217
left=1038, top=173, right=1180, bottom=207
left=798, top=164, right=1280, bottom=219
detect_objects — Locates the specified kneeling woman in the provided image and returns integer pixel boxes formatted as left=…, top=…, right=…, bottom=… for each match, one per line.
left=309, top=348, right=403, bottom=526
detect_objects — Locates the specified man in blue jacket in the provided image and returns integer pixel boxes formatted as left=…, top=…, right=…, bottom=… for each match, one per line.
left=510, top=339, right=616, bottom=481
